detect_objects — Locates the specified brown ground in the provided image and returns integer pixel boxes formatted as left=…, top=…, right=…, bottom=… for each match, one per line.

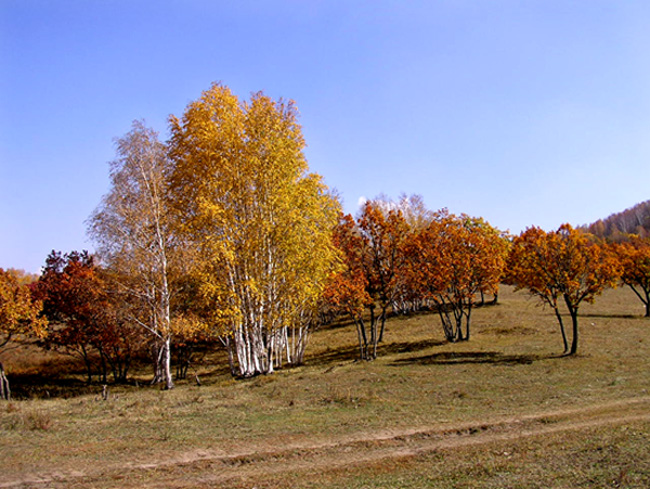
left=4, top=395, right=649, bottom=489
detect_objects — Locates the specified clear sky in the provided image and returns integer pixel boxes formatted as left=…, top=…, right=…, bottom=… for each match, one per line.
left=2, top=1, right=650, bottom=273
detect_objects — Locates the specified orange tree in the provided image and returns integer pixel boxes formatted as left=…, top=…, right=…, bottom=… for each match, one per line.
left=507, top=224, right=620, bottom=355
left=325, top=202, right=408, bottom=360
left=34, top=251, right=140, bottom=383
left=404, top=211, right=508, bottom=342
left=613, top=236, right=650, bottom=317
left=0, top=268, right=46, bottom=399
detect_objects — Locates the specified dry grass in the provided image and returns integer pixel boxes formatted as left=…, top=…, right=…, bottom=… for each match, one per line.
left=0, top=285, right=649, bottom=488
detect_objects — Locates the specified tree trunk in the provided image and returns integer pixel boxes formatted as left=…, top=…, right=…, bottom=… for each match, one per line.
left=225, top=336, right=237, bottom=376
left=565, top=295, right=580, bottom=356
left=377, top=306, right=387, bottom=343
left=0, top=362, right=10, bottom=401
left=369, top=307, right=379, bottom=360
left=553, top=306, right=569, bottom=354
left=355, top=319, right=368, bottom=361
left=438, top=308, right=455, bottom=342
left=151, top=343, right=163, bottom=384
left=453, top=303, right=464, bottom=342
left=162, top=337, right=174, bottom=389
left=627, top=284, right=650, bottom=318
left=569, top=310, right=579, bottom=355
left=98, top=348, right=108, bottom=384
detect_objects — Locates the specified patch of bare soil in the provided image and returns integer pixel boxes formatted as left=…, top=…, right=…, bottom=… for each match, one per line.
left=3, top=396, right=650, bottom=488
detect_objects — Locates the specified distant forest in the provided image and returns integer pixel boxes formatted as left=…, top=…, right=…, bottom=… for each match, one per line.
left=582, top=200, right=650, bottom=240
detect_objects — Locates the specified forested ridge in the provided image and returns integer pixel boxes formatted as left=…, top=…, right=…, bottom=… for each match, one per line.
left=582, top=199, right=650, bottom=240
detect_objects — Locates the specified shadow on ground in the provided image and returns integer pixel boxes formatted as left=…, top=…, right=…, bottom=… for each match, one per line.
left=581, top=313, right=643, bottom=319
left=306, top=338, right=448, bottom=367
left=391, top=350, right=557, bottom=367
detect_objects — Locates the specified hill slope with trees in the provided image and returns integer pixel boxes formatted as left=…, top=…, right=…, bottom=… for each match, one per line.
left=582, top=200, right=650, bottom=240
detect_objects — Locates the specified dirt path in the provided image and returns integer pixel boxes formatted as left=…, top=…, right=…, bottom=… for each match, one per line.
left=4, top=396, right=650, bottom=488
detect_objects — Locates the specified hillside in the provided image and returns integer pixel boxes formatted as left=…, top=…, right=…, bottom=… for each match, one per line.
left=583, top=199, right=650, bottom=240
left=1, top=286, right=649, bottom=488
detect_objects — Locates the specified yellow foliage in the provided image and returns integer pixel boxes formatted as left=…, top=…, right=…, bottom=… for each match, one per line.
left=167, top=83, right=341, bottom=338
left=0, top=268, right=47, bottom=348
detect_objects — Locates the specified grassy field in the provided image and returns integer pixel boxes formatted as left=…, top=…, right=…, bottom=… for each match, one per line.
left=1, top=285, right=649, bottom=488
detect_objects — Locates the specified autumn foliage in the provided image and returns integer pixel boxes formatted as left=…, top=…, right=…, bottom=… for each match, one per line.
left=327, top=201, right=508, bottom=359
left=507, top=224, right=621, bottom=355
left=613, top=236, right=650, bottom=317
left=34, top=251, right=139, bottom=383
left=167, top=84, right=341, bottom=376
left=0, top=268, right=46, bottom=399
left=5, top=81, right=648, bottom=393
left=326, top=203, right=408, bottom=360
left=404, top=211, right=508, bottom=342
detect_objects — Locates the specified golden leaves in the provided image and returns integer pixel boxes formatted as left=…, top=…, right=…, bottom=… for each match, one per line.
left=0, top=268, right=47, bottom=345
left=167, top=83, right=340, bottom=335
left=508, top=224, right=620, bottom=308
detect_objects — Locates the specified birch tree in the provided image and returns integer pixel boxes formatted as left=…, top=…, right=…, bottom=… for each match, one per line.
left=168, top=83, right=340, bottom=376
left=88, top=121, right=180, bottom=389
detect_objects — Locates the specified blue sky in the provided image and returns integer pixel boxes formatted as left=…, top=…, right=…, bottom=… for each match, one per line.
left=2, top=1, right=650, bottom=273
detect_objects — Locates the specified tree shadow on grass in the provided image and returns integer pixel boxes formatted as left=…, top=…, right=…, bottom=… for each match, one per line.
left=306, top=345, right=368, bottom=368
left=306, top=338, right=448, bottom=368
left=391, top=350, right=557, bottom=367
left=381, top=338, right=448, bottom=355
left=580, top=313, right=642, bottom=319
left=9, top=372, right=100, bottom=399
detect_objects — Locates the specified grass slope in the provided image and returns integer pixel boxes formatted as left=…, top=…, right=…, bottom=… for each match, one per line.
left=1, top=286, right=649, bottom=488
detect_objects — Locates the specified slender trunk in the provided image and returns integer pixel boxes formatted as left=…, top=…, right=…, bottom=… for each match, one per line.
left=224, top=336, right=237, bottom=377
left=284, top=325, right=291, bottom=366
left=355, top=318, right=368, bottom=361
left=163, top=337, right=174, bottom=389
left=552, top=306, right=569, bottom=354
left=378, top=306, right=387, bottom=343
left=81, top=344, right=93, bottom=384
left=369, top=306, right=378, bottom=360
left=151, top=342, right=163, bottom=384
left=464, top=303, right=472, bottom=341
left=266, top=332, right=275, bottom=374
left=235, top=326, right=250, bottom=377
left=564, top=295, right=580, bottom=356
left=296, top=326, right=308, bottom=365
left=452, top=302, right=464, bottom=342
left=437, top=307, right=454, bottom=342
left=569, top=309, right=579, bottom=355
left=628, top=284, right=650, bottom=318
left=0, top=362, right=10, bottom=401
left=98, top=347, right=108, bottom=384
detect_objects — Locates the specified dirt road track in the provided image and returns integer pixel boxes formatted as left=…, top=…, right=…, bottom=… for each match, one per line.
left=3, top=396, right=650, bottom=488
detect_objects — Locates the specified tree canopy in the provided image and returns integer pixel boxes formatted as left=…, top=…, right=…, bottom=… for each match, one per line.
left=167, top=83, right=341, bottom=376
left=507, top=224, right=620, bottom=355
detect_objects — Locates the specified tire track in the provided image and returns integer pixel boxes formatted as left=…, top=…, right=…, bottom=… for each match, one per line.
left=3, top=396, right=649, bottom=488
